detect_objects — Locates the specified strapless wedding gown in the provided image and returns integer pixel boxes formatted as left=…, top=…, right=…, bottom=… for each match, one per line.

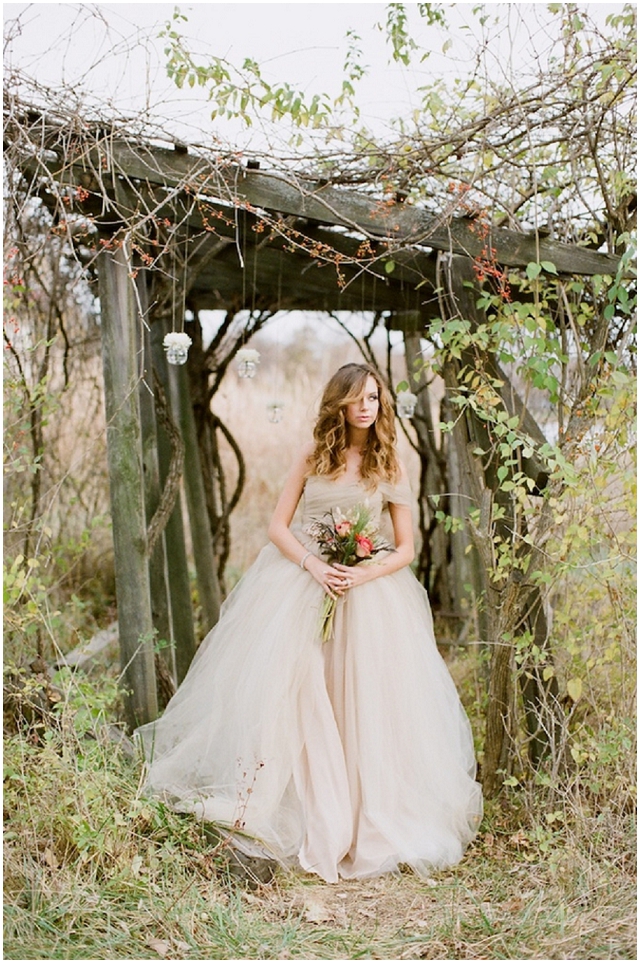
left=136, top=475, right=482, bottom=882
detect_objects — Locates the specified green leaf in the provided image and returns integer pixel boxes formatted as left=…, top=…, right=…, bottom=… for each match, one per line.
left=385, top=259, right=396, bottom=274
left=526, top=262, right=542, bottom=280
left=567, top=677, right=583, bottom=702
left=395, top=380, right=409, bottom=393
left=540, top=260, right=558, bottom=274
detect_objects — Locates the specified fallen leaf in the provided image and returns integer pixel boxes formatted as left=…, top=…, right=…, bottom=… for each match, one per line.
left=146, top=937, right=171, bottom=958
left=42, top=847, right=58, bottom=869
left=304, top=898, right=334, bottom=924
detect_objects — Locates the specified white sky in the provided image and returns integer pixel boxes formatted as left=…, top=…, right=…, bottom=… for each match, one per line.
left=3, top=2, right=623, bottom=152
left=3, top=2, right=624, bottom=346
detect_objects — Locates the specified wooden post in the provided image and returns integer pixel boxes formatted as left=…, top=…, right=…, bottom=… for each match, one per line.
left=98, top=243, right=158, bottom=729
left=136, top=274, right=177, bottom=697
left=150, top=320, right=198, bottom=684
left=402, top=322, right=455, bottom=614
left=169, top=362, right=221, bottom=631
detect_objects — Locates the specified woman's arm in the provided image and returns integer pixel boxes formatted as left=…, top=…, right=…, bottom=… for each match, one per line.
left=267, top=445, right=349, bottom=599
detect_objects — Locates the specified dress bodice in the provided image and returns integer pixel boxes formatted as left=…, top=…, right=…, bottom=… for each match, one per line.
left=301, top=474, right=412, bottom=531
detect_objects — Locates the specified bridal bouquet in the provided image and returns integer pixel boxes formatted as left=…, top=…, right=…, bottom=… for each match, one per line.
left=305, top=503, right=394, bottom=643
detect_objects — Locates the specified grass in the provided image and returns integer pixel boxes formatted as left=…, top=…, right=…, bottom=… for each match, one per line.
left=4, top=809, right=636, bottom=960
left=3, top=670, right=636, bottom=961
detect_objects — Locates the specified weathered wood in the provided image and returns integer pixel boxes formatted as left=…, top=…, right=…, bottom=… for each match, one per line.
left=150, top=321, right=198, bottom=684
left=403, top=327, right=454, bottom=611
left=187, top=237, right=429, bottom=313
left=56, top=622, right=119, bottom=670
left=137, top=276, right=177, bottom=696
left=442, top=383, right=474, bottom=621
left=98, top=243, right=157, bottom=729
left=99, top=143, right=621, bottom=274
left=168, top=355, right=222, bottom=631
left=24, top=136, right=622, bottom=276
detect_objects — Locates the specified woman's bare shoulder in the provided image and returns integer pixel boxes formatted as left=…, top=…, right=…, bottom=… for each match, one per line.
left=396, top=457, right=410, bottom=481
left=285, top=440, right=315, bottom=479
left=301, top=440, right=315, bottom=459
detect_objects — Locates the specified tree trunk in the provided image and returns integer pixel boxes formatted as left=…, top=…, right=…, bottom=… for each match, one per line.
left=98, top=243, right=157, bottom=729
left=442, top=254, right=564, bottom=787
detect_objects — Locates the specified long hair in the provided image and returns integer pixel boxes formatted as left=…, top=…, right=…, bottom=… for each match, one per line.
left=308, top=363, right=399, bottom=483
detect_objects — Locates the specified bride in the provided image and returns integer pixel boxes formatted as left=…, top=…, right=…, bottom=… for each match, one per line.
left=137, top=362, right=482, bottom=882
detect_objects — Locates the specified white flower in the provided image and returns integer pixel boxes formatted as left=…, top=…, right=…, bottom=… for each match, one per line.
left=397, top=389, right=417, bottom=406
left=163, top=332, right=192, bottom=348
left=236, top=347, right=261, bottom=364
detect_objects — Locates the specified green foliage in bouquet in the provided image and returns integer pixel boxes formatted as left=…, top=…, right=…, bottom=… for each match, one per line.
left=305, top=504, right=394, bottom=642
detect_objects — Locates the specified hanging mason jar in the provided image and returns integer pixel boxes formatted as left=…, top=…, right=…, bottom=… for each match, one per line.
left=396, top=389, right=418, bottom=419
left=163, top=331, right=192, bottom=366
left=236, top=347, right=261, bottom=379
left=267, top=401, right=284, bottom=423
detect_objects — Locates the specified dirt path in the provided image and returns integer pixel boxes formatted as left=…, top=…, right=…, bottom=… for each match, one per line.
left=223, top=838, right=636, bottom=961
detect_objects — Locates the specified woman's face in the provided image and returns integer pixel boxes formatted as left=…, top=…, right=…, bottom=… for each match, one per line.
left=344, top=375, right=380, bottom=431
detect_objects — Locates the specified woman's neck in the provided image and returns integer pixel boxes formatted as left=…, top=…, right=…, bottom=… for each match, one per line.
left=346, top=427, right=369, bottom=451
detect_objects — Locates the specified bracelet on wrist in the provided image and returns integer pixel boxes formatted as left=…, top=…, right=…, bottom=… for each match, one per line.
left=299, top=551, right=313, bottom=570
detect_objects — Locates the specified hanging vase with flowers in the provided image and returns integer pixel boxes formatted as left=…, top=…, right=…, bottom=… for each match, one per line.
left=163, top=331, right=192, bottom=366
left=396, top=389, right=418, bottom=419
left=236, top=347, right=261, bottom=379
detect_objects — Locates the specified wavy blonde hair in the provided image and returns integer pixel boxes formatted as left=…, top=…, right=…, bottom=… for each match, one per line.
left=308, top=363, right=399, bottom=484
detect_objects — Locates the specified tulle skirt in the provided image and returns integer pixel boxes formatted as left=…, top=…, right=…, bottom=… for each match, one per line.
left=136, top=542, right=482, bottom=882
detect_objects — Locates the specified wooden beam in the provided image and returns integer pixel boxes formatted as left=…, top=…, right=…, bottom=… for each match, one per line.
left=91, top=142, right=621, bottom=273
left=102, top=177, right=441, bottom=298
left=25, top=138, right=622, bottom=277
left=97, top=243, right=157, bottom=729
left=187, top=243, right=428, bottom=313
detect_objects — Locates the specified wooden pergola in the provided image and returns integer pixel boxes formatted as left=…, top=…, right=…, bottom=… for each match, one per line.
left=6, top=106, right=622, bottom=745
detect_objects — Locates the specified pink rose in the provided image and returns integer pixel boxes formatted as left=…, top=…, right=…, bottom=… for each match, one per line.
left=355, top=534, right=374, bottom=558
left=335, top=520, right=352, bottom=537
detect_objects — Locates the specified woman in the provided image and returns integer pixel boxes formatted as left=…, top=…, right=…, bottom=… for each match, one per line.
left=137, top=363, right=482, bottom=882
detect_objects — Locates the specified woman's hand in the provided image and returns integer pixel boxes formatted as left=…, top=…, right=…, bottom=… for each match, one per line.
left=332, top=562, right=374, bottom=590
left=305, top=555, right=352, bottom=599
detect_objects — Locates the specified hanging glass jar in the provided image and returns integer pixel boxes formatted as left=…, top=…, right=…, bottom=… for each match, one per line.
left=163, top=331, right=192, bottom=366
left=396, top=390, right=418, bottom=419
left=267, top=401, right=284, bottom=423
left=236, top=347, right=261, bottom=379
